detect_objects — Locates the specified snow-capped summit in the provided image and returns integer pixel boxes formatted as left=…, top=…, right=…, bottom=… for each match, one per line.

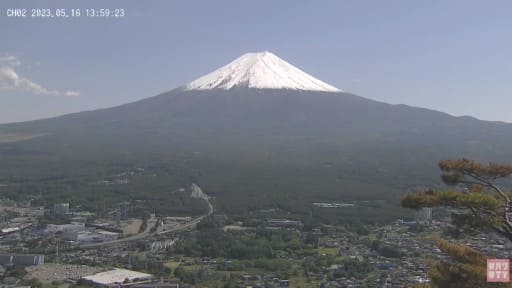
left=185, top=51, right=341, bottom=92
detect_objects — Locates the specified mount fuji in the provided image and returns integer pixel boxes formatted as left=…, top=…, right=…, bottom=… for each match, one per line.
left=185, top=51, right=341, bottom=92
left=2, top=51, right=512, bottom=212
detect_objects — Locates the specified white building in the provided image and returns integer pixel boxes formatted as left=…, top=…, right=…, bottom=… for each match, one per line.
left=45, top=223, right=86, bottom=240
left=417, top=208, right=432, bottom=224
left=82, top=268, right=153, bottom=286
left=74, top=230, right=120, bottom=243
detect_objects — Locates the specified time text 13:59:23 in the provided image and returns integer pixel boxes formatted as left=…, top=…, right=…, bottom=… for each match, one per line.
left=5, top=8, right=125, bottom=18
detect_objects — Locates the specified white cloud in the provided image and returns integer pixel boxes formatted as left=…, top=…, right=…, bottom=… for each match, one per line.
left=64, top=91, right=80, bottom=97
left=0, top=55, right=80, bottom=97
left=0, top=56, right=16, bottom=61
left=0, top=55, right=20, bottom=67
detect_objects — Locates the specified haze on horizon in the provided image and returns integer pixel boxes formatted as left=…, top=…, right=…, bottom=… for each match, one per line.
left=1, top=0, right=511, bottom=124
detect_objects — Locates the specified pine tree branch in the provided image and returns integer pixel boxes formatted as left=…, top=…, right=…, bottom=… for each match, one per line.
left=459, top=170, right=512, bottom=233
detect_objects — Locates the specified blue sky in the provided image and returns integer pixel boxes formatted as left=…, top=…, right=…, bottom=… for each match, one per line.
left=1, top=0, right=511, bottom=123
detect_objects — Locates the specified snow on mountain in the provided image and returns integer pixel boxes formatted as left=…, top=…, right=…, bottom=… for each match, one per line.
left=185, top=51, right=341, bottom=92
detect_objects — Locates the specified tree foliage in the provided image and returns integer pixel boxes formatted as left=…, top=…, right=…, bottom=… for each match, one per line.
left=402, top=159, right=512, bottom=240
left=425, top=239, right=512, bottom=288
left=401, top=159, right=512, bottom=287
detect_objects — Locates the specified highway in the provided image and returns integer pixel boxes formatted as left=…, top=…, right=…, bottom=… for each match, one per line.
left=79, top=185, right=213, bottom=249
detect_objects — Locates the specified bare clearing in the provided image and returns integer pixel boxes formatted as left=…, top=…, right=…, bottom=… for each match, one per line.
left=25, top=263, right=103, bottom=283
left=0, top=133, right=47, bottom=143
left=121, top=219, right=143, bottom=236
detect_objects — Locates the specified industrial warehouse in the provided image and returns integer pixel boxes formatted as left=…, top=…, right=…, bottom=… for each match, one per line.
left=81, top=268, right=154, bottom=286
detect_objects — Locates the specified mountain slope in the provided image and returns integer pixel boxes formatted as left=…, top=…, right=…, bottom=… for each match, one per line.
left=1, top=52, right=512, bottom=214
left=2, top=89, right=512, bottom=205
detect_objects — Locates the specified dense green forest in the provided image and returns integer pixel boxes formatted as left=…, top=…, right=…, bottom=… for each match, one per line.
left=0, top=155, right=413, bottom=222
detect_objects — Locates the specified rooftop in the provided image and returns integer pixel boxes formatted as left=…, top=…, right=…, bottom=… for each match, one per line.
left=82, top=268, right=153, bottom=285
